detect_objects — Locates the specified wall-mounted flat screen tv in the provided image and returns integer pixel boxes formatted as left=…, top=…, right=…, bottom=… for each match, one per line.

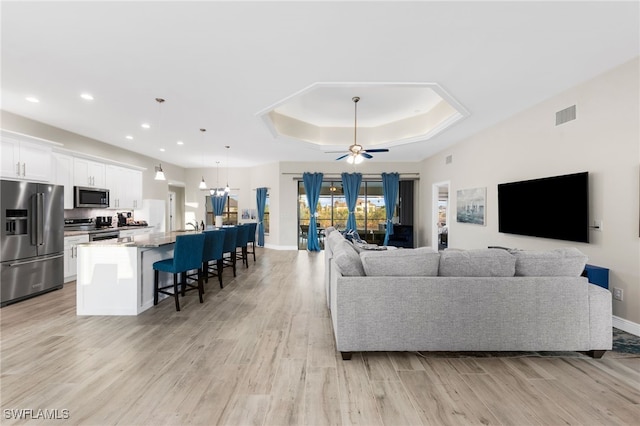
left=498, top=172, right=589, bottom=243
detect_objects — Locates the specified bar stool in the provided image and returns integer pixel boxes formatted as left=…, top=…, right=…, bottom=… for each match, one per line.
left=246, top=222, right=258, bottom=262
left=220, top=226, right=238, bottom=277
left=235, top=224, right=250, bottom=268
left=202, top=229, right=225, bottom=289
left=153, top=233, right=206, bottom=311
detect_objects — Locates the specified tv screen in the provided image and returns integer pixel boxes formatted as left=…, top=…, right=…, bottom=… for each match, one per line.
left=498, top=172, right=589, bottom=243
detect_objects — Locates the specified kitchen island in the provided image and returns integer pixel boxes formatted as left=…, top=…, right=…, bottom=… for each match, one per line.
left=76, top=231, right=201, bottom=315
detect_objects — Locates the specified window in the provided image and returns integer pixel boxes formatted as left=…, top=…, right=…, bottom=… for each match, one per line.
left=205, top=194, right=238, bottom=226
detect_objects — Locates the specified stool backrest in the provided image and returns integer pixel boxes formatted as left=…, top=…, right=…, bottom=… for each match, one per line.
left=174, top=233, right=206, bottom=272
left=221, top=226, right=238, bottom=253
left=235, top=224, right=250, bottom=247
left=247, top=222, right=257, bottom=243
left=203, top=229, right=225, bottom=262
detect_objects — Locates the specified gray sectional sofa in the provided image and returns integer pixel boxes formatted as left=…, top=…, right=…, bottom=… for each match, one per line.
left=324, top=228, right=612, bottom=360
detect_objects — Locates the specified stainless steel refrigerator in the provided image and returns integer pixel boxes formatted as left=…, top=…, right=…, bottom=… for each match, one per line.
left=1, top=180, right=64, bottom=306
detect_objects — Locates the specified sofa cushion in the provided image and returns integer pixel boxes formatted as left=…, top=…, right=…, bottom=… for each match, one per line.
left=438, top=249, right=516, bottom=277
left=360, top=247, right=440, bottom=276
left=332, top=240, right=365, bottom=276
left=511, top=248, right=587, bottom=276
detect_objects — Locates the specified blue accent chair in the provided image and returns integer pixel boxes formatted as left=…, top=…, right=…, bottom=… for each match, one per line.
left=202, top=229, right=225, bottom=289
left=246, top=222, right=258, bottom=262
left=220, top=226, right=238, bottom=278
left=153, top=233, right=206, bottom=311
left=235, top=224, right=250, bottom=268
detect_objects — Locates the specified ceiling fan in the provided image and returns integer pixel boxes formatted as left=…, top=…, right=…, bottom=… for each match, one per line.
left=326, top=96, right=389, bottom=164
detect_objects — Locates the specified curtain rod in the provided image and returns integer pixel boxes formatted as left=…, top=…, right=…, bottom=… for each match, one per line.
left=281, top=172, right=420, bottom=176
left=283, top=172, right=420, bottom=180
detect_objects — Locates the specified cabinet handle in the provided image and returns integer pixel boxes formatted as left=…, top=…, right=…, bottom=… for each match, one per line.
left=22, top=163, right=26, bottom=176
left=16, top=162, right=20, bottom=176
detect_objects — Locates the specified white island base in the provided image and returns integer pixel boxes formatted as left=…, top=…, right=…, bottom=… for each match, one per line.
left=76, top=240, right=175, bottom=315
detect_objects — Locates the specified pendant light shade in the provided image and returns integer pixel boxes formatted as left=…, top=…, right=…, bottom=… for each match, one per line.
left=154, top=163, right=166, bottom=181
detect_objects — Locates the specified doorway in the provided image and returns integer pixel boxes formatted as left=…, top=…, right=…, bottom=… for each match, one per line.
left=432, top=181, right=450, bottom=251
left=168, top=191, right=176, bottom=232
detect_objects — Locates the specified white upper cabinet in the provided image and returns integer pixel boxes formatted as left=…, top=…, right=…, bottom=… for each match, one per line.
left=52, top=152, right=74, bottom=209
left=73, top=157, right=106, bottom=188
left=106, top=165, right=143, bottom=209
left=1, top=134, right=52, bottom=182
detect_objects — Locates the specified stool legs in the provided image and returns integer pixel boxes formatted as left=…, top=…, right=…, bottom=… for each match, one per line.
left=173, top=274, right=181, bottom=311
left=217, top=259, right=224, bottom=288
left=154, top=270, right=159, bottom=305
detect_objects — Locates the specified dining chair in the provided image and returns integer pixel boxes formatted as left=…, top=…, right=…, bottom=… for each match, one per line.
left=202, top=229, right=225, bottom=289
left=235, top=224, right=250, bottom=268
left=153, top=233, right=206, bottom=311
left=219, top=226, right=238, bottom=278
left=246, top=222, right=258, bottom=262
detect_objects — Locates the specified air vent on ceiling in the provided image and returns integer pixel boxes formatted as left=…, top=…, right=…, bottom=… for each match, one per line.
left=445, top=155, right=453, bottom=164
left=556, top=105, right=576, bottom=126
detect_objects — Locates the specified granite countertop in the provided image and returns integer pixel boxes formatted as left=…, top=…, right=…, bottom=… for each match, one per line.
left=77, top=230, right=203, bottom=248
left=64, top=226, right=152, bottom=237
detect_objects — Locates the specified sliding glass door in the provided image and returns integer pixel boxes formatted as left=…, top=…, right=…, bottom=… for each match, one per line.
left=297, top=180, right=392, bottom=249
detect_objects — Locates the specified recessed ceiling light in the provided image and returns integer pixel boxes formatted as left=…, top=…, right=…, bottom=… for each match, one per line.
left=25, top=96, right=40, bottom=103
left=141, top=123, right=150, bottom=129
left=80, top=93, right=94, bottom=101
left=125, top=135, right=133, bottom=140
left=176, top=141, right=184, bottom=145
left=159, top=148, right=165, bottom=152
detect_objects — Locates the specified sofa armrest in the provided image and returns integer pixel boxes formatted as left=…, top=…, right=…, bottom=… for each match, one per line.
left=588, top=284, right=613, bottom=350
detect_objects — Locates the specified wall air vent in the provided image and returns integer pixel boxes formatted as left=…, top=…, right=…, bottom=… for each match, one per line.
left=556, top=105, right=576, bottom=126
left=445, top=155, right=453, bottom=164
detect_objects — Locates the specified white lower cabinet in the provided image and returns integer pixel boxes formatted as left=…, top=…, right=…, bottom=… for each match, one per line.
left=119, top=227, right=154, bottom=238
left=64, top=234, right=89, bottom=283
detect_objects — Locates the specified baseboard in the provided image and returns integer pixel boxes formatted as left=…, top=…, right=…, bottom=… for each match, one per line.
left=612, top=315, right=640, bottom=337
left=264, top=243, right=298, bottom=251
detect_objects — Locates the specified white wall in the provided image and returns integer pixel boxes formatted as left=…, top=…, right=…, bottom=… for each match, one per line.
left=421, top=57, right=640, bottom=325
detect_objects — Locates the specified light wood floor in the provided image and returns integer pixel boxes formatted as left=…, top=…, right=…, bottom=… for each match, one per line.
left=1, top=249, right=639, bottom=425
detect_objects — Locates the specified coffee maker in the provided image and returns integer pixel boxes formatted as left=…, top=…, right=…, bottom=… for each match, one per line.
left=117, top=212, right=130, bottom=227
left=96, top=216, right=112, bottom=228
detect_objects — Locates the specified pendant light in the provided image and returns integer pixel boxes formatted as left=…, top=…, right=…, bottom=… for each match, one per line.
left=214, top=161, right=222, bottom=197
left=154, top=163, right=166, bottom=181
left=198, top=128, right=208, bottom=189
left=153, top=97, right=167, bottom=180
left=224, top=145, right=231, bottom=193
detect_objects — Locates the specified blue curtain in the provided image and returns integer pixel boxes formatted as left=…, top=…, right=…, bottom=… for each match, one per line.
left=211, top=193, right=228, bottom=217
left=256, top=187, right=267, bottom=247
left=382, top=172, right=400, bottom=246
left=302, top=172, right=323, bottom=251
left=341, top=172, right=362, bottom=232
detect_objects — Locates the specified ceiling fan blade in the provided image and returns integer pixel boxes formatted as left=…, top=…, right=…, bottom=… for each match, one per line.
left=363, top=148, right=389, bottom=153
left=335, top=154, right=350, bottom=161
left=361, top=152, right=373, bottom=159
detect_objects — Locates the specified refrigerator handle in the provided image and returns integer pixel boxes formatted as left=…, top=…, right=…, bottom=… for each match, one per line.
left=36, top=192, right=44, bottom=246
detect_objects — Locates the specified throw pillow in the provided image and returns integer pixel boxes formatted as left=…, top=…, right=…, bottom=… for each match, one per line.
left=511, top=248, right=588, bottom=276
left=360, top=247, right=440, bottom=276
left=332, top=240, right=365, bottom=276
left=438, top=248, right=516, bottom=277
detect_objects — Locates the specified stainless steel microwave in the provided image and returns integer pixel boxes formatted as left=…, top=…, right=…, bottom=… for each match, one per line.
left=74, top=186, right=110, bottom=208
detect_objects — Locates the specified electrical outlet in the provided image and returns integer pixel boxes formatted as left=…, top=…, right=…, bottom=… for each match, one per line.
left=613, top=287, right=623, bottom=301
